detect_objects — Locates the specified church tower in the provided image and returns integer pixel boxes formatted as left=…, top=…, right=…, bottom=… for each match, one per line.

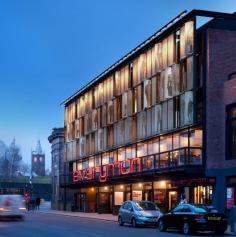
left=31, top=140, right=45, bottom=176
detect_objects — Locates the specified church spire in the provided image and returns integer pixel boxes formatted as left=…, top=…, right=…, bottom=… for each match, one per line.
left=35, top=140, right=43, bottom=155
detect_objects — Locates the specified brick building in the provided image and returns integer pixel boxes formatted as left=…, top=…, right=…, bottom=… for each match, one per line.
left=61, top=10, right=236, bottom=214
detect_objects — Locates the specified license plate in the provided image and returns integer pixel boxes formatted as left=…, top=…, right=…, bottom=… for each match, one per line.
left=208, top=217, right=221, bottom=221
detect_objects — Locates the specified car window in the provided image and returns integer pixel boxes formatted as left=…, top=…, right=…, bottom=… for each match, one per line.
left=134, top=202, right=158, bottom=211
left=182, top=208, right=192, bottom=213
left=126, top=202, right=132, bottom=210
left=172, top=205, right=183, bottom=213
left=122, top=202, right=128, bottom=209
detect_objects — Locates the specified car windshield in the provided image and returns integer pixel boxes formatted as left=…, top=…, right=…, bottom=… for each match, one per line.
left=193, top=207, right=207, bottom=213
left=134, top=202, right=158, bottom=211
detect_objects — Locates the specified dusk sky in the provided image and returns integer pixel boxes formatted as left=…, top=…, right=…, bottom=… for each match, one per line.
left=0, top=0, right=235, bottom=169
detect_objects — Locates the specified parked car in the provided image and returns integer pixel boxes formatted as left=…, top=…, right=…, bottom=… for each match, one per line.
left=118, top=201, right=162, bottom=227
left=158, top=203, right=227, bottom=235
left=0, top=195, right=26, bottom=220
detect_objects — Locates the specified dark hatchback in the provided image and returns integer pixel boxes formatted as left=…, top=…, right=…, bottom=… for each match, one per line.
left=158, top=204, right=228, bottom=235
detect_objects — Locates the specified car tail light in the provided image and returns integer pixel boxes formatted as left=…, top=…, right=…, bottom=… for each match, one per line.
left=195, top=215, right=205, bottom=221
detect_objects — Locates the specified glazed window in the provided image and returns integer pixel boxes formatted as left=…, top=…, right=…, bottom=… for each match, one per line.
left=226, top=104, right=236, bottom=160
left=89, top=157, right=95, bottom=168
left=173, top=96, right=180, bottom=128
left=137, top=84, right=143, bottom=112
left=167, top=34, right=174, bottom=66
left=172, top=64, right=180, bottom=96
left=143, top=79, right=152, bottom=108
left=133, top=87, right=138, bottom=114
left=138, top=53, right=147, bottom=82
left=156, top=43, right=163, bottom=72
left=107, top=126, right=113, bottom=149
left=142, top=155, right=154, bottom=170
left=187, top=56, right=193, bottom=90
left=127, top=90, right=133, bottom=116
left=137, top=111, right=146, bottom=139
left=151, top=76, right=157, bottom=105
left=179, top=130, right=188, bottom=148
left=173, top=133, right=179, bottom=150
left=118, top=148, right=126, bottom=161
left=162, top=38, right=168, bottom=69
left=189, top=129, right=202, bottom=147
left=115, top=70, right=121, bottom=95
left=137, top=142, right=148, bottom=157
left=180, top=91, right=194, bottom=126
left=122, top=92, right=128, bottom=118
left=146, top=48, right=152, bottom=79
left=126, top=145, right=136, bottom=159
left=160, top=135, right=172, bottom=152
left=102, top=152, right=109, bottom=165
left=162, top=101, right=168, bottom=132
left=132, top=58, right=139, bottom=87
left=168, top=99, right=174, bottom=130
left=185, top=20, right=194, bottom=56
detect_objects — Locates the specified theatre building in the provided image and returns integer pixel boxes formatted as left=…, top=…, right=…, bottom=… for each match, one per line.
left=62, top=10, right=236, bottom=214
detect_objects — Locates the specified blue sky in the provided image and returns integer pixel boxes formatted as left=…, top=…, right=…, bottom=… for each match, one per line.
left=0, top=0, right=235, bottom=169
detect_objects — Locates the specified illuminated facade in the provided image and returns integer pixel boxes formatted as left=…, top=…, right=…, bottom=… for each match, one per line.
left=62, top=10, right=236, bottom=213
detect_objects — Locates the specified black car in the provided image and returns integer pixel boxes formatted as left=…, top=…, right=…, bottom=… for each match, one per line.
left=158, top=204, right=227, bottom=235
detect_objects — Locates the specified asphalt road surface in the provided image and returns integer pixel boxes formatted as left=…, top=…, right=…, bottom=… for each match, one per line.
left=0, top=212, right=229, bottom=237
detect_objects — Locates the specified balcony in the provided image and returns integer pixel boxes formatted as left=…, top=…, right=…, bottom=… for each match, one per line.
left=60, top=147, right=202, bottom=186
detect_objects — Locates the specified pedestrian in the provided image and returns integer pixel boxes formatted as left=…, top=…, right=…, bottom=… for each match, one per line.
left=35, top=197, right=41, bottom=210
left=180, top=193, right=187, bottom=204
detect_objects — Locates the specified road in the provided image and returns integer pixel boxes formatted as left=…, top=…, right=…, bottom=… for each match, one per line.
left=0, top=212, right=229, bottom=237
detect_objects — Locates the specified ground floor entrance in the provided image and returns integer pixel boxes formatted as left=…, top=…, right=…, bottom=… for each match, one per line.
left=71, top=177, right=215, bottom=215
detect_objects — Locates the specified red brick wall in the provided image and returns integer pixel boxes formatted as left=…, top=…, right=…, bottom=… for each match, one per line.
left=206, top=29, right=236, bottom=169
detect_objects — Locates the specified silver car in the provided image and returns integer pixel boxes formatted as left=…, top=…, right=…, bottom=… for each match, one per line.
left=118, top=201, right=162, bottom=227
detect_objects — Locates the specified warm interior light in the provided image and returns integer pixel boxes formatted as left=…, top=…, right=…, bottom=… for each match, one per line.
left=89, top=160, right=94, bottom=168
left=91, top=187, right=95, bottom=191
left=160, top=180, right=166, bottom=188
left=138, top=183, right=142, bottom=188
left=104, top=186, right=108, bottom=191
left=120, top=185, right=124, bottom=189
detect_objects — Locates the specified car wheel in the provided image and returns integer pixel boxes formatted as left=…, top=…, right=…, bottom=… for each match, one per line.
left=118, top=216, right=124, bottom=226
left=158, top=219, right=167, bottom=232
left=183, top=222, right=191, bottom=235
left=131, top=218, right=137, bottom=228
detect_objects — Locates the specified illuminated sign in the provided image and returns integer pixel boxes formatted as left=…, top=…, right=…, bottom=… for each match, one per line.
left=171, top=178, right=215, bottom=187
left=73, top=157, right=142, bottom=183
left=227, top=187, right=235, bottom=209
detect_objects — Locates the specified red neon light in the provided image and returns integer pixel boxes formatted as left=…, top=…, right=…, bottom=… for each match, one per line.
left=73, top=157, right=142, bottom=183
left=120, top=160, right=131, bottom=175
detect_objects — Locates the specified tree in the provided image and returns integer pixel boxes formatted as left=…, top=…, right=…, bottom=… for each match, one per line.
left=17, top=161, right=30, bottom=176
left=0, top=139, right=23, bottom=177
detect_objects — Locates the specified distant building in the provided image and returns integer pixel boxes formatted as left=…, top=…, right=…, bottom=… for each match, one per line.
left=31, top=140, right=45, bottom=176
left=48, top=128, right=65, bottom=210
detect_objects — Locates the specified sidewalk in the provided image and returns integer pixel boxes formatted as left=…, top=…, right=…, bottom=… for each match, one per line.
left=36, top=201, right=117, bottom=222
left=38, top=209, right=117, bottom=222
left=37, top=202, right=235, bottom=235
